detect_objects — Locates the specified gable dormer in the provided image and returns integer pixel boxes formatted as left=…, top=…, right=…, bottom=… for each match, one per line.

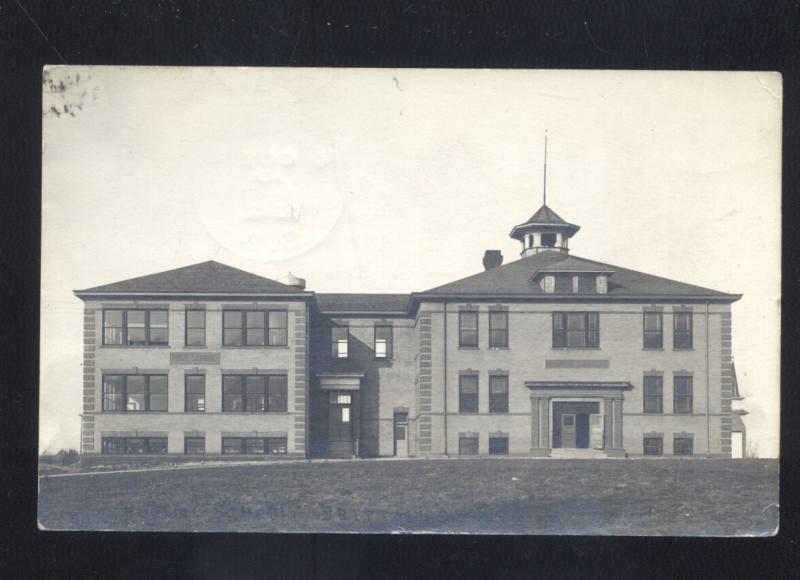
left=532, top=267, right=614, bottom=295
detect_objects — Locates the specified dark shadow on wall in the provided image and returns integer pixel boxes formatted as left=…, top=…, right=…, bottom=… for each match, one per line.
left=308, top=314, right=395, bottom=459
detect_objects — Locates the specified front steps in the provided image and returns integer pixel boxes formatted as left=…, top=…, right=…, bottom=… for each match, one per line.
left=549, top=448, right=608, bottom=459
left=326, top=440, right=355, bottom=459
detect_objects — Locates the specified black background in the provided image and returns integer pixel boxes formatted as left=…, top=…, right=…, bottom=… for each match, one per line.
left=2, top=1, right=798, bottom=578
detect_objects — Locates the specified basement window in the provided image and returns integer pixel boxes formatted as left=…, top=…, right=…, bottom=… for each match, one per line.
left=221, top=437, right=288, bottom=455
left=101, top=437, right=168, bottom=455
left=458, top=436, right=479, bottom=455
left=489, top=436, right=509, bottom=455
left=184, top=437, right=205, bottom=455
left=643, top=437, right=663, bottom=456
left=673, top=436, right=694, bottom=456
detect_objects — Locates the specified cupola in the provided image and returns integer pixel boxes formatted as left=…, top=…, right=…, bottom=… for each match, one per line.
left=509, top=204, right=580, bottom=257
left=509, top=132, right=579, bottom=257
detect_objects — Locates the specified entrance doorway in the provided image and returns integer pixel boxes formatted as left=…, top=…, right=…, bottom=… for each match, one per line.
left=327, top=391, right=354, bottom=458
left=553, top=402, right=601, bottom=449
left=394, top=412, right=408, bottom=457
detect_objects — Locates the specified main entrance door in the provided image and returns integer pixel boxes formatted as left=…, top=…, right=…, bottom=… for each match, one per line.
left=327, top=391, right=354, bottom=458
left=553, top=402, right=600, bottom=449
left=561, top=414, right=576, bottom=447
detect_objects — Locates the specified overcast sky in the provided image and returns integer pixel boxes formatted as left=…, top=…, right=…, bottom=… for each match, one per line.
left=41, top=67, right=781, bottom=456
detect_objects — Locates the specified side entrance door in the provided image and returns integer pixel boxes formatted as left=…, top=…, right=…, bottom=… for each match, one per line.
left=327, top=391, right=353, bottom=458
left=394, top=412, right=408, bottom=457
left=561, top=414, right=577, bottom=448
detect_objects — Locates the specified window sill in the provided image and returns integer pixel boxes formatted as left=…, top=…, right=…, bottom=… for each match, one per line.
left=643, top=347, right=664, bottom=351
left=551, top=347, right=601, bottom=351
left=673, top=347, right=695, bottom=351
left=221, top=345, right=290, bottom=349
left=101, top=411, right=169, bottom=414
left=488, top=411, right=509, bottom=415
left=489, top=346, right=510, bottom=350
left=458, top=412, right=480, bottom=415
left=374, top=357, right=394, bottom=361
left=101, top=345, right=171, bottom=349
left=219, top=411, right=291, bottom=414
left=182, top=346, right=208, bottom=350
left=458, top=346, right=480, bottom=350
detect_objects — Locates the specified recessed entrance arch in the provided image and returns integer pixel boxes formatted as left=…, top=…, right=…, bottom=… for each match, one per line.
left=317, top=373, right=364, bottom=459
left=527, top=381, right=633, bottom=457
left=552, top=401, right=600, bottom=449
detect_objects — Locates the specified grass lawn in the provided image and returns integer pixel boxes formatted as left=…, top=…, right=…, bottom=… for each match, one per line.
left=38, top=458, right=778, bottom=535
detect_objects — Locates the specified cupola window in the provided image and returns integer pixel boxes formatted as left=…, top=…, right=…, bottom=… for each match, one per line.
left=541, top=233, right=556, bottom=248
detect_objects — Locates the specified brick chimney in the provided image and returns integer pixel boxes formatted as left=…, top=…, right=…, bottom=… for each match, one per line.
left=483, top=250, right=503, bottom=271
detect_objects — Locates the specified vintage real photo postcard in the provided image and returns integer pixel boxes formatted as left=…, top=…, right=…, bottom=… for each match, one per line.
left=38, top=67, right=780, bottom=535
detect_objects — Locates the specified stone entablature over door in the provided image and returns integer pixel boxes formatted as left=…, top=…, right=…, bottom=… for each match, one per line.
left=526, top=381, right=633, bottom=457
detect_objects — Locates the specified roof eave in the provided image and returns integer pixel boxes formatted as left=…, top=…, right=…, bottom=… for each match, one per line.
left=317, top=310, right=411, bottom=316
left=73, top=290, right=314, bottom=300
left=412, top=292, right=742, bottom=302
left=509, top=222, right=580, bottom=240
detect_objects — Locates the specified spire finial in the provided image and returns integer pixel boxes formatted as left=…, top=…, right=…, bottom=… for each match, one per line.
left=543, top=130, right=548, bottom=206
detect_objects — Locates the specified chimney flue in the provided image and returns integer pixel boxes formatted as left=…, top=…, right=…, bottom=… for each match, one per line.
left=483, top=250, right=503, bottom=271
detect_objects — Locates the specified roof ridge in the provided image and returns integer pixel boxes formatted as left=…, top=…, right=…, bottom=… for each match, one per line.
left=565, top=253, right=734, bottom=295
left=421, top=250, right=738, bottom=298
left=77, top=260, right=302, bottom=294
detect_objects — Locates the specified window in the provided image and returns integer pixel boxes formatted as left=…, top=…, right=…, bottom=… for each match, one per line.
left=459, top=375, right=479, bottom=413
left=223, top=310, right=288, bottom=347
left=577, top=275, right=596, bottom=294
left=643, top=312, right=663, bottom=349
left=643, top=375, right=663, bottom=414
left=222, top=374, right=288, bottom=412
left=101, top=437, right=168, bottom=455
left=489, top=375, right=509, bottom=413
left=102, top=309, right=169, bottom=346
left=489, top=436, right=509, bottom=455
left=374, top=325, right=393, bottom=358
left=554, top=275, right=572, bottom=293
left=223, top=311, right=243, bottom=346
left=148, top=375, right=168, bottom=411
left=643, top=437, right=663, bottom=456
left=489, top=311, right=508, bottom=348
left=185, top=375, right=206, bottom=412
left=222, top=438, right=243, bottom=454
left=541, top=233, right=556, bottom=247
left=221, top=437, right=288, bottom=455
left=330, top=392, right=352, bottom=405
left=673, top=437, right=694, bottom=456
left=673, top=312, right=693, bottom=349
left=184, top=437, right=205, bottom=454
left=552, top=312, right=599, bottom=348
left=459, top=311, right=478, bottom=347
left=102, top=374, right=168, bottom=412
left=673, top=376, right=693, bottom=414
left=103, top=310, right=124, bottom=345
left=332, top=326, right=349, bottom=358
left=459, top=436, right=479, bottom=455
left=185, top=309, right=206, bottom=346
left=268, top=311, right=288, bottom=346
